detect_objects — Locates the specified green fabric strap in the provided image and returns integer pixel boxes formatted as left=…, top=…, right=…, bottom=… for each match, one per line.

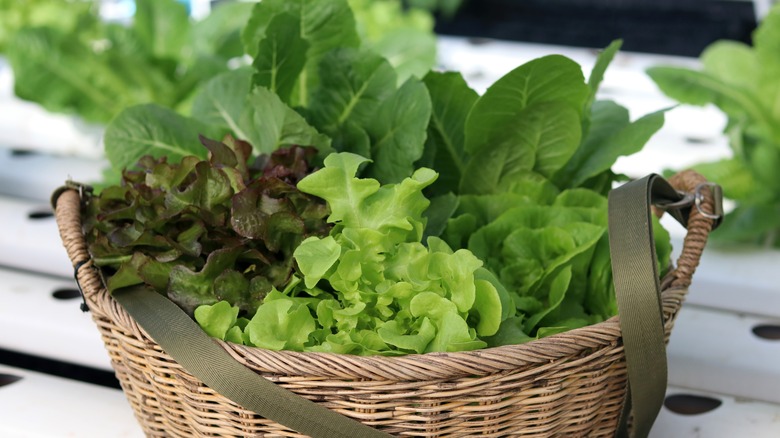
left=112, top=285, right=393, bottom=438
left=608, top=174, right=688, bottom=438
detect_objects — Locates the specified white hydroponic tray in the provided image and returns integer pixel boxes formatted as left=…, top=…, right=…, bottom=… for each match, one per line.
left=0, top=265, right=111, bottom=370
left=1, top=365, right=778, bottom=438
left=0, top=365, right=143, bottom=438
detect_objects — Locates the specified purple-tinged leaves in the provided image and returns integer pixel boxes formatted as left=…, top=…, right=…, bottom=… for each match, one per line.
left=84, top=137, right=330, bottom=316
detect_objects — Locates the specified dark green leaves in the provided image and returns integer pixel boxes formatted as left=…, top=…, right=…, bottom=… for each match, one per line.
left=464, top=55, right=590, bottom=155
left=585, top=39, right=622, bottom=111
left=239, top=87, right=331, bottom=156
left=305, top=48, right=431, bottom=183
left=553, top=101, right=666, bottom=189
left=308, top=49, right=397, bottom=133
left=242, top=0, right=361, bottom=106
left=104, top=104, right=225, bottom=177
left=251, top=13, right=309, bottom=103
left=461, top=102, right=581, bottom=194
left=363, top=78, right=432, bottom=183
left=189, top=70, right=331, bottom=158
left=190, top=68, right=254, bottom=137
left=420, top=72, right=478, bottom=195
left=456, top=53, right=643, bottom=196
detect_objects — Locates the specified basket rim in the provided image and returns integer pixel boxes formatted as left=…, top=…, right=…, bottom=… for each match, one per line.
left=78, top=251, right=687, bottom=382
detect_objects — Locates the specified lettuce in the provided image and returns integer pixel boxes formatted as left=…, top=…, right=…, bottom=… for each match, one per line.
left=84, top=138, right=331, bottom=316
left=83, top=1, right=675, bottom=354
left=104, top=0, right=433, bottom=188
left=419, top=41, right=672, bottom=344
left=197, top=153, right=510, bottom=355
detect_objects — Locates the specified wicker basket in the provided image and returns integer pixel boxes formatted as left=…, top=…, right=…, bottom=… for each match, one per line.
left=54, top=171, right=717, bottom=437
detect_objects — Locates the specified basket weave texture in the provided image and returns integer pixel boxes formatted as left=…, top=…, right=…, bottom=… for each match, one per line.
left=55, top=171, right=716, bottom=437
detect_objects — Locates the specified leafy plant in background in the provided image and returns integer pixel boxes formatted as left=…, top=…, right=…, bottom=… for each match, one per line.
left=0, top=0, right=97, bottom=52
left=406, top=0, right=464, bottom=18
left=6, top=0, right=255, bottom=124
left=92, top=0, right=673, bottom=354
left=348, top=0, right=438, bottom=83
left=647, top=4, right=780, bottom=248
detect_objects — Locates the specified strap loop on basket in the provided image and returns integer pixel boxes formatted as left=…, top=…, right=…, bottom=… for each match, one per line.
left=50, top=180, right=93, bottom=211
left=654, top=182, right=723, bottom=228
left=73, top=260, right=91, bottom=313
left=693, top=182, right=723, bottom=223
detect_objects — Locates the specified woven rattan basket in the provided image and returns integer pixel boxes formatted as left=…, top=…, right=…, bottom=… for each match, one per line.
left=54, top=171, right=717, bottom=437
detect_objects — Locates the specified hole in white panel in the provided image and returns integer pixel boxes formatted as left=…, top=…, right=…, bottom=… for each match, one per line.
left=752, top=324, right=780, bottom=340
left=52, top=288, right=81, bottom=300
left=10, top=149, right=37, bottom=157
left=27, top=210, right=54, bottom=219
left=467, top=37, right=492, bottom=46
left=0, top=373, right=23, bottom=388
left=466, top=70, right=486, bottom=80
left=10, top=149, right=36, bottom=157
left=684, top=136, right=712, bottom=145
left=664, top=394, right=722, bottom=415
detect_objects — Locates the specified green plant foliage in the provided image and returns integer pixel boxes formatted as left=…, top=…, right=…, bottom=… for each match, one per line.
left=648, top=5, right=780, bottom=248
left=84, top=138, right=331, bottom=316
left=196, top=153, right=508, bottom=355
left=88, top=0, right=673, bottom=355
left=6, top=0, right=255, bottom=123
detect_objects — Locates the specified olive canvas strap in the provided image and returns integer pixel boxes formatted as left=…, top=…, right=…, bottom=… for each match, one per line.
left=112, top=285, right=392, bottom=438
left=608, top=174, right=696, bottom=438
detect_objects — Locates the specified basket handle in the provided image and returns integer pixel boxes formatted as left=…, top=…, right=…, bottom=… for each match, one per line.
left=608, top=171, right=722, bottom=438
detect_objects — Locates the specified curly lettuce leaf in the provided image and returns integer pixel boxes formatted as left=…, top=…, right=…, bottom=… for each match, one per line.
left=233, top=153, right=507, bottom=355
